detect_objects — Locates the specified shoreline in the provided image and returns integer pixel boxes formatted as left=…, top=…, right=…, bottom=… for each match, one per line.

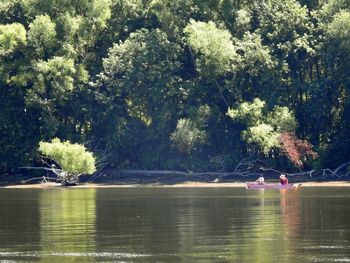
left=1, top=181, right=350, bottom=189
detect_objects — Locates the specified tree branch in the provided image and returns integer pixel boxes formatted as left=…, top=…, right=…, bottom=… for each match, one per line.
left=214, top=79, right=229, bottom=108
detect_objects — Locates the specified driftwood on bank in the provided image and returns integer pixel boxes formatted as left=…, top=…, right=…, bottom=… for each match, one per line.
left=19, top=166, right=81, bottom=186
left=12, top=160, right=350, bottom=185
left=90, top=160, right=350, bottom=184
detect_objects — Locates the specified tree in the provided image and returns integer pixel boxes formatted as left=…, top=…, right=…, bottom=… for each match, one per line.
left=0, top=23, right=26, bottom=56
left=27, top=15, right=56, bottom=58
left=184, top=20, right=236, bottom=77
left=228, top=98, right=318, bottom=167
left=0, top=0, right=349, bottom=177
left=97, top=28, right=183, bottom=168
left=279, top=132, right=318, bottom=167
left=38, top=138, right=96, bottom=185
left=170, top=105, right=211, bottom=153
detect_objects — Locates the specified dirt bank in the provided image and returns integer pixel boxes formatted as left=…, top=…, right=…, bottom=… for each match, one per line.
left=2, top=181, right=350, bottom=189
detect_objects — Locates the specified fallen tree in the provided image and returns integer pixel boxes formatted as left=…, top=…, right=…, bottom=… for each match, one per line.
left=89, top=160, right=350, bottom=184
left=21, top=138, right=96, bottom=186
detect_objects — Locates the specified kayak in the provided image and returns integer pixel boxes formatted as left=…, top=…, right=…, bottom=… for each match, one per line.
left=246, top=182, right=300, bottom=189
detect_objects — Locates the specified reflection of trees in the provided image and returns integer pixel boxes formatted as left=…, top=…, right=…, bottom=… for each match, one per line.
left=223, top=189, right=302, bottom=262
left=39, top=189, right=96, bottom=262
left=295, top=188, right=350, bottom=257
left=95, top=188, right=274, bottom=262
left=0, top=189, right=40, bottom=251
left=94, top=187, right=350, bottom=262
left=95, top=188, right=183, bottom=256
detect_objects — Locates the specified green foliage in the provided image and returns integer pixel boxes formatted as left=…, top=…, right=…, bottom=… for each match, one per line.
left=193, top=104, right=211, bottom=127
left=102, top=28, right=180, bottom=120
left=28, top=15, right=56, bottom=57
left=227, top=98, right=265, bottom=126
left=243, top=124, right=280, bottom=155
left=234, top=32, right=276, bottom=77
left=38, top=138, right=96, bottom=175
left=320, top=0, right=350, bottom=20
left=0, top=0, right=24, bottom=24
left=266, top=106, right=297, bottom=132
left=228, top=98, right=298, bottom=156
left=34, top=56, right=76, bottom=95
left=234, top=9, right=251, bottom=37
left=255, top=0, right=314, bottom=56
left=170, top=118, right=206, bottom=153
left=171, top=105, right=211, bottom=153
left=184, top=20, right=236, bottom=76
left=0, top=0, right=349, bottom=175
left=149, top=0, right=198, bottom=39
left=86, top=0, right=112, bottom=29
left=0, top=23, right=26, bottom=56
left=324, top=11, right=350, bottom=52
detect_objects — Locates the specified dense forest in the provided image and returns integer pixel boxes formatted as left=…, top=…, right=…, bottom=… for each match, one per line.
left=1, top=0, right=349, bottom=177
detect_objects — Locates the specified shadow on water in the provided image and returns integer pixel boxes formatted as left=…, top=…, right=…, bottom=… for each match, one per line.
left=0, top=189, right=41, bottom=253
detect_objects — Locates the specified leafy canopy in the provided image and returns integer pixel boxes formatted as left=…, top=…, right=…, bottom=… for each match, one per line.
left=102, top=28, right=180, bottom=123
left=243, top=124, right=280, bottom=155
left=171, top=105, right=211, bottom=153
left=228, top=98, right=297, bottom=155
left=28, top=15, right=57, bottom=57
left=184, top=20, right=236, bottom=76
left=0, top=23, right=26, bottom=56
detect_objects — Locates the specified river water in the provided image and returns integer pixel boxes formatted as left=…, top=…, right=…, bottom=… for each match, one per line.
left=0, top=187, right=349, bottom=262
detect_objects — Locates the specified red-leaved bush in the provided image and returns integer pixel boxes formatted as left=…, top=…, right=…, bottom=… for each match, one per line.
left=279, top=132, right=318, bottom=167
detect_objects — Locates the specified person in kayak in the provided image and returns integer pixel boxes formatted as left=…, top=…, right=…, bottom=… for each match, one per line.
left=256, top=175, right=265, bottom=185
left=279, top=174, right=288, bottom=185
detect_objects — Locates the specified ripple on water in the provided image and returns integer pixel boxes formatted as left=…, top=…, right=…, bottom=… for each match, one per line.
left=0, top=251, right=152, bottom=259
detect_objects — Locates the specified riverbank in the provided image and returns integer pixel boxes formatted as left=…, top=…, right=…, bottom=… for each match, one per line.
left=2, top=181, right=350, bottom=189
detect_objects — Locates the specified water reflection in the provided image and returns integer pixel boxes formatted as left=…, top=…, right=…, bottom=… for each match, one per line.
left=293, top=188, right=350, bottom=262
left=39, top=188, right=96, bottom=262
left=95, top=188, right=304, bottom=262
left=0, top=187, right=350, bottom=262
left=0, top=189, right=41, bottom=253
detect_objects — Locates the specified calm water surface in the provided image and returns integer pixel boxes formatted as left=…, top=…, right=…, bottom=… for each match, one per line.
left=0, top=187, right=350, bottom=262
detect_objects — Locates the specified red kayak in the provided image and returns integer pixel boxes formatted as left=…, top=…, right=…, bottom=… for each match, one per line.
left=246, top=183, right=300, bottom=189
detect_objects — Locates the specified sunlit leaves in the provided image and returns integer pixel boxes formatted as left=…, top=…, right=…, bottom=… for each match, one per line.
left=170, top=105, right=211, bottom=153
left=38, top=138, right=96, bottom=175
left=22, top=0, right=112, bottom=58
left=324, top=11, right=350, bottom=52
left=0, top=0, right=23, bottom=24
left=227, top=98, right=265, bottom=126
left=35, top=56, right=76, bottom=95
left=87, top=0, right=112, bottom=29
left=28, top=15, right=56, bottom=57
left=234, top=9, right=251, bottom=37
left=320, top=0, right=350, bottom=21
left=266, top=106, right=297, bottom=132
left=126, top=99, right=152, bottom=126
left=255, top=0, right=314, bottom=57
left=228, top=98, right=298, bottom=156
left=0, top=23, right=26, bottom=56
left=184, top=20, right=236, bottom=76
left=243, top=124, right=280, bottom=155
left=59, top=13, right=82, bottom=44
left=170, top=118, right=206, bottom=153
left=0, top=0, right=348, bottom=173
left=149, top=0, right=198, bottom=39
left=234, top=32, right=275, bottom=77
